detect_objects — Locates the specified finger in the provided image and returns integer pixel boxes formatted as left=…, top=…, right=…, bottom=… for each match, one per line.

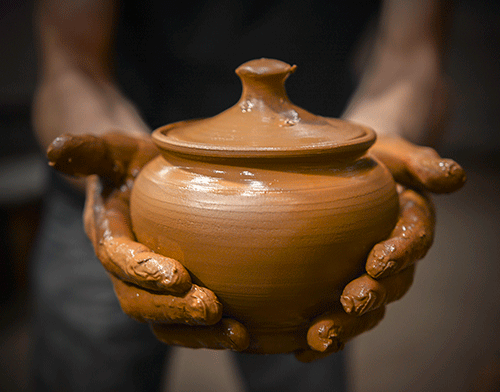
left=47, top=133, right=126, bottom=183
left=111, top=275, right=222, bottom=326
left=84, top=177, right=191, bottom=293
left=47, top=131, right=156, bottom=184
left=370, top=136, right=466, bottom=193
left=298, top=307, right=385, bottom=362
left=365, top=187, right=435, bottom=279
left=340, top=265, right=415, bottom=316
left=102, top=237, right=192, bottom=293
left=150, top=318, right=250, bottom=352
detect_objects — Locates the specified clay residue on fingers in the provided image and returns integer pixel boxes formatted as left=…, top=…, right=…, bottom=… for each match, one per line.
left=47, top=131, right=158, bottom=184
left=84, top=177, right=192, bottom=293
left=103, top=238, right=192, bottom=293
left=47, top=133, right=125, bottom=183
left=111, top=276, right=222, bottom=325
left=408, top=151, right=466, bottom=193
left=304, top=307, right=385, bottom=358
left=341, top=265, right=415, bottom=316
left=371, top=136, right=466, bottom=193
left=150, top=318, right=250, bottom=351
left=84, top=173, right=223, bottom=328
left=366, top=188, right=435, bottom=279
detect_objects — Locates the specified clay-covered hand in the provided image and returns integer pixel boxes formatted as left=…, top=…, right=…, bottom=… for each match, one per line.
left=297, top=136, right=466, bottom=362
left=47, top=132, right=250, bottom=351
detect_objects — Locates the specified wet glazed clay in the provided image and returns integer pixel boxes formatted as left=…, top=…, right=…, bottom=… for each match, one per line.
left=129, top=59, right=399, bottom=354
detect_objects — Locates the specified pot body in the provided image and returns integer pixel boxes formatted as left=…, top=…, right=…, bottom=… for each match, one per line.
left=130, top=152, right=399, bottom=353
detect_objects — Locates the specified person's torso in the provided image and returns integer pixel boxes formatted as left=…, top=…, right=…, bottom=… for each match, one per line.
left=115, top=0, right=381, bottom=129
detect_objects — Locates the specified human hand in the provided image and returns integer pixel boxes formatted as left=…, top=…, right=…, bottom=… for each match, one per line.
left=47, top=132, right=250, bottom=351
left=297, top=136, right=466, bottom=362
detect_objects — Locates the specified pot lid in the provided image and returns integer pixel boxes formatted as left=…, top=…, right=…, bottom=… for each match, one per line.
left=152, top=58, right=375, bottom=159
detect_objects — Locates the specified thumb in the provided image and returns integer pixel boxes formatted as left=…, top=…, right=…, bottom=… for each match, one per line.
left=370, top=136, right=466, bottom=193
left=47, top=133, right=126, bottom=183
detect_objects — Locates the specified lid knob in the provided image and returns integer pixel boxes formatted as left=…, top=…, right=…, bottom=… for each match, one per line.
left=152, top=59, right=375, bottom=159
left=235, top=58, right=297, bottom=106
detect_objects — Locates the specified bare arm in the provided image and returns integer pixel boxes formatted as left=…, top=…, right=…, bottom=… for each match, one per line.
left=301, top=0, right=465, bottom=362
left=345, top=0, right=464, bottom=192
left=343, top=0, right=453, bottom=144
left=32, top=0, right=150, bottom=151
left=34, top=0, right=250, bottom=351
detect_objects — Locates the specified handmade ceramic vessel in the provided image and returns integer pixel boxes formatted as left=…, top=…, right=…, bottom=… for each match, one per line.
left=130, top=59, right=399, bottom=354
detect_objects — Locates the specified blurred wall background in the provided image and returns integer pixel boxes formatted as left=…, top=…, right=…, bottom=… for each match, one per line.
left=0, top=0, right=42, bottom=300
left=0, top=1, right=42, bottom=391
left=0, top=1, right=498, bottom=391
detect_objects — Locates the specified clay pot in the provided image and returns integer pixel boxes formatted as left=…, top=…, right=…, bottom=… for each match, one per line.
left=130, top=59, right=399, bottom=354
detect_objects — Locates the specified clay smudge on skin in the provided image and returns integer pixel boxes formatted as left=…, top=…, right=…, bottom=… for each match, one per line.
left=303, top=307, right=386, bottom=358
left=341, top=265, right=415, bottom=316
left=151, top=318, right=250, bottom=351
left=111, top=275, right=223, bottom=326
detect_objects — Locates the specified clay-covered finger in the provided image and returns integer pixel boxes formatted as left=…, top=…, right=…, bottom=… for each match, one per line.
left=340, top=265, right=415, bottom=316
left=47, top=131, right=156, bottom=184
left=84, top=178, right=191, bottom=293
left=47, top=133, right=126, bottom=182
left=150, top=318, right=250, bottom=352
left=366, top=187, right=435, bottom=279
left=102, top=237, right=192, bottom=293
left=111, top=275, right=222, bottom=326
left=300, top=307, right=385, bottom=361
left=370, top=136, right=466, bottom=193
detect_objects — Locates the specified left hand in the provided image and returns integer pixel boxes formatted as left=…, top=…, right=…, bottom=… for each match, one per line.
left=296, top=135, right=466, bottom=362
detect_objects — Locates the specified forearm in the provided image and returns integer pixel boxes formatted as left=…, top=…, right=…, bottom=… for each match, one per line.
left=343, top=0, right=453, bottom=144
left=32, top=0, right=150, bottom=150
left=33, top=69, right=150, bottom=150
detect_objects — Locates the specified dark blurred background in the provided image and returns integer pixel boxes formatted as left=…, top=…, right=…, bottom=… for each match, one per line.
left=0, top=1, right=42, bottom=390
left=0, top=1, right=499, bottom=391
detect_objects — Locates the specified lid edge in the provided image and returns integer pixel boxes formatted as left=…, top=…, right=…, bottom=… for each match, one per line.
left=152, top=121, right=376, bottom=159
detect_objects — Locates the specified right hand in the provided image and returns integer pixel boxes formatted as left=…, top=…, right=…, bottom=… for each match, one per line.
left=47, top=131, right=250, bottom=351
left=296, top=136, right=466, bottom=362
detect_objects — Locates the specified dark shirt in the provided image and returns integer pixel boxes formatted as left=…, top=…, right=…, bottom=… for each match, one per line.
left=115, top=0, right=381, bottom=130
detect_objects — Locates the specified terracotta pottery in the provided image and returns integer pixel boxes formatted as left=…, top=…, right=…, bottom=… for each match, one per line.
left=130, top=59, right=399, bottom=354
